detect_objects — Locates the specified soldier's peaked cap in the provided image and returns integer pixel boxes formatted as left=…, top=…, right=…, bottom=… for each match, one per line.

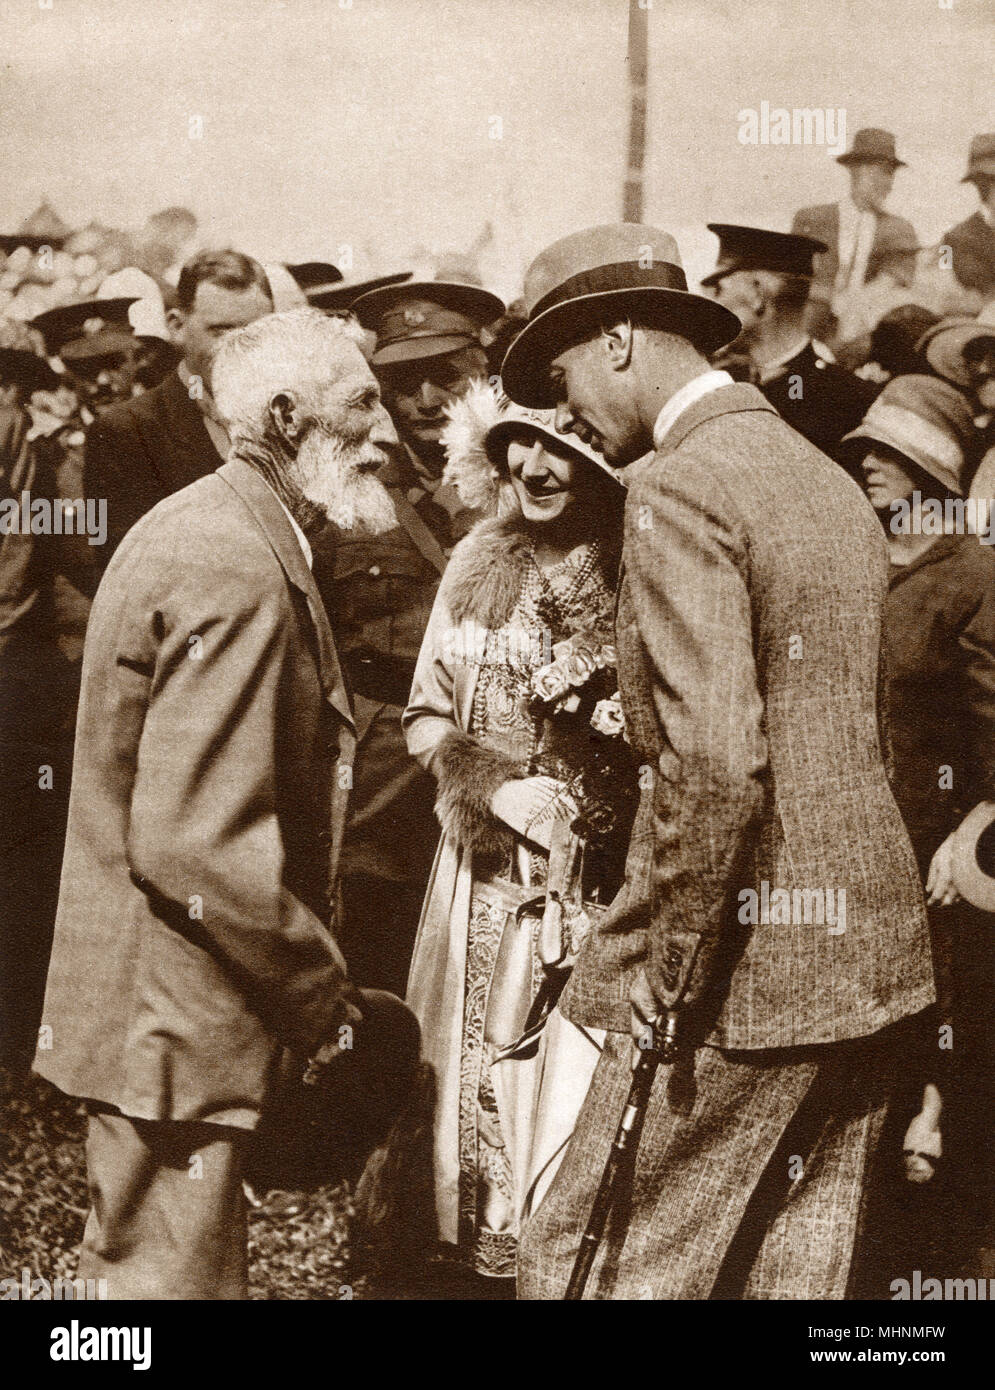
left=701, top=224, right=828, bottom=288
left=352, top=280, right=505, bottom=366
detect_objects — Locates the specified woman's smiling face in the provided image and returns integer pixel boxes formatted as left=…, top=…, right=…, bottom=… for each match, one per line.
left=504, top=430, right=595, bottom=526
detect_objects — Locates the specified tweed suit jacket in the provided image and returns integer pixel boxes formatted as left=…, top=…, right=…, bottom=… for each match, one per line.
left=34, top=456, right=357, bottom=1128
left=561, top=383, right=935, bottom=1049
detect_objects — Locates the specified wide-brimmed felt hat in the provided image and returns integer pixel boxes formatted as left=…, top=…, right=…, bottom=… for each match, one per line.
left=962, top=133, right=995, bottom=184
left=836, top=127, right=907, bottom=169
left=30, top=296, right=138, bottom=363
left=308, top=271, right=413, bottom=314
left=352, top=280, right=505, bottom=366
left=701, top=224, right=828, bottom=289
left=501, top=223, right=741, bottom=409
left=442, top=379, right=621, bottom=514
left=918, top=305, right=995, bottom=389
left=841, top=373, right=977, bottom=495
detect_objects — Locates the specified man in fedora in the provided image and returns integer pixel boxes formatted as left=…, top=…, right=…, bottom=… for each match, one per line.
left=317, top=278, right=504, bottom=995
left=941, top=134, right=995, bottom=302
left=501, top=223, right=935, bottom=1300
left=791, top=128, right=917, bottom=343
left=703, top=223, right=878, bottom=465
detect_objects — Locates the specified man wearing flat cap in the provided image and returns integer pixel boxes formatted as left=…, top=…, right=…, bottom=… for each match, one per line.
left=502, top=222, right=934, bottom=1300
left=792, top=128, right=918, bottom=344
left=704, top=224, right=878, bottom=466
left=941, top=134, right=995, bottom=302
left=316, top=278, right=504, bottom=994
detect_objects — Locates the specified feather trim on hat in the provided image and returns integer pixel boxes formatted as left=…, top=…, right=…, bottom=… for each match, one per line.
left=441, top=378, right=505, bottom=514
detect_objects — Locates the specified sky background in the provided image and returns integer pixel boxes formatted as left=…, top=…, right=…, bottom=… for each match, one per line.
left=1, top=0, right=992, bottom=297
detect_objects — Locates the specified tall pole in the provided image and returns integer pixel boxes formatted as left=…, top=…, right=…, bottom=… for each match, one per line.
left=623, top=0, right=648, bottom=223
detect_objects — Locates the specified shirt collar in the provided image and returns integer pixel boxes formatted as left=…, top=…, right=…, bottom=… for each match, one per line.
left=652, top=370, right=735, bottom=450
left=980, top=203, right=995, bottom=230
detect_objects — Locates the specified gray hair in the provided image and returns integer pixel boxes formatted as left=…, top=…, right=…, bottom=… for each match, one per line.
left=210, top=306, right=368, bottom=444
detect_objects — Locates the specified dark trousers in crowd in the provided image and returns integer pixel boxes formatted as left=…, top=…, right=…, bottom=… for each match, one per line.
left=338, top=872, right=426, bottom=997
left=0, top=735, right=72, bottom=1074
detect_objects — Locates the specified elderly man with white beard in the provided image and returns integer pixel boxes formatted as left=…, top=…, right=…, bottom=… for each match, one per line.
left=33, top=308, right=418, bottom=1299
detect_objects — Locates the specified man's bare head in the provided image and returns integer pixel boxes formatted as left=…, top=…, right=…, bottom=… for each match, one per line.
left=211, top=307, right=398, bottom=534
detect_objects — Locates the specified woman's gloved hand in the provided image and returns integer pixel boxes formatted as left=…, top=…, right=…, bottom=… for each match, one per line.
left=490, top=776, right=578, bottom=851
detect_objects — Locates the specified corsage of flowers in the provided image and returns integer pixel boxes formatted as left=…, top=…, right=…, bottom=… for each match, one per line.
left=529, top=634, right=626, bottom=737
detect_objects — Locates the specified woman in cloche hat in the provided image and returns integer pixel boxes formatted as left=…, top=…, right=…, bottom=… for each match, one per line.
left=399, top=381, right=637, bottom=1288
left=845, top=374, right=995, bottom=1270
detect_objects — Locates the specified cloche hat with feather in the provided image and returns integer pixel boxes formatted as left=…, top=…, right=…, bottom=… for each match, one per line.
left=441, top=379, right=622, bottom=515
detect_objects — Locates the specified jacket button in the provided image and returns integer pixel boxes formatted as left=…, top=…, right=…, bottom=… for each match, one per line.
left=368, top=564, right=381, bottom=577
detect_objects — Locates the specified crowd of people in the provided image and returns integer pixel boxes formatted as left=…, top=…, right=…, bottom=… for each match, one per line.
left=1, top=124, right=995, bottom=1300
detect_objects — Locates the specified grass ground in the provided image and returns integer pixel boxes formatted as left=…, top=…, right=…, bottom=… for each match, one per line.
left=0, top=1068, right=368, bottom=1300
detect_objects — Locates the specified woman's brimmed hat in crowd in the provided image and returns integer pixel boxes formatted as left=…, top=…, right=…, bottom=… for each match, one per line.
left=500, top=223, right=741, bottom=408
left=841, top=373, right=978, bottom=496
left=441, top=379, right=622, bottom=514
left=917, top=304, right=995, bottom=390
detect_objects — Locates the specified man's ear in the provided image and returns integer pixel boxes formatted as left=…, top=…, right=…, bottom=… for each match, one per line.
left=268, top=390, right=302, bottom=445
left=602, top=321, right=634, bottom=373
left=165, top=306, right=186, bottom=349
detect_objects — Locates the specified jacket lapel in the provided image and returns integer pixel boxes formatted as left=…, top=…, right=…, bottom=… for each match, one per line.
left=217, top=457, right=355, bottom=731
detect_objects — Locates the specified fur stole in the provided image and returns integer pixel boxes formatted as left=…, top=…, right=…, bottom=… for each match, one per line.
left=439, top=512, right=534, bottom=630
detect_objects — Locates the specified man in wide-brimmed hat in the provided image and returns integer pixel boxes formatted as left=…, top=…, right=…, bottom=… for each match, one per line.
left=702, top=223, right=878, bottom=464
left=791, top=127, right=918, bottom=343
left=941, top=134, right=995, bottom=302
left=504, top=222, right=935, bottom=1301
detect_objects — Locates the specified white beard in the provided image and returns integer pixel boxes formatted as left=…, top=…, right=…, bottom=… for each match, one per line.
left=293, top=426, right=397, bottom=535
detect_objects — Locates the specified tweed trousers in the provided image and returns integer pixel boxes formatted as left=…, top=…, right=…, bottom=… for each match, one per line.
left=517, top=1019, right=914, bottom=1300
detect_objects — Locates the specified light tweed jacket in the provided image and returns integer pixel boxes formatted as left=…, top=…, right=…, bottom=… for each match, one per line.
left=561, top=383, right=935, bottom=1049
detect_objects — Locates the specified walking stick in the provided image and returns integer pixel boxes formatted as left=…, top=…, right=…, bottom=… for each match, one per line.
left=564, top=1010, right=680, bottom=1301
